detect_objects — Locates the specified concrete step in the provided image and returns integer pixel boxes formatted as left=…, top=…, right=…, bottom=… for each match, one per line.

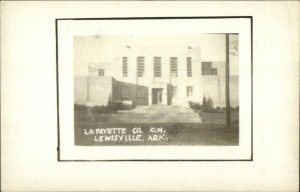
left=119, top=105, right=195, bottom=114
left=106, top=112, right=202, bottom=123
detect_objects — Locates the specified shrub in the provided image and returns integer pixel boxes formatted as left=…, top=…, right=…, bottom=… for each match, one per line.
left=74, top=103, right=87, bottom=111
left=202, top=96, right=214, bottom=112
left=92, top=101, right=127, bottom=113
left=188, top=101, right=202, bottom=110
left=110, top=101, right=124, bottom=110
left=202, top=97, right=223, bottom=113
left=189, top=97, right=219, bottom=112
left=93, top=105, right=111, bottom=113
left=202, top=97, right=207, bottom=109
left=107, top=95, right=112, bottom=108
left=206, top=97, right=213, bottom=110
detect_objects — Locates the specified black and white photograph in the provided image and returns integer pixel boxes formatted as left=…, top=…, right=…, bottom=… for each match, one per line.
left=57, top=18, right=252, bottom=160
left=73, top=34, right=240, bottom=146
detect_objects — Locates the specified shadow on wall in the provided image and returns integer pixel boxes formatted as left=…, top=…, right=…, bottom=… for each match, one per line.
left=113, top=80, right=149, bottom=106
left=74, top=76, right=177, bottom=106
left=113, top=80, right=177, bottom=106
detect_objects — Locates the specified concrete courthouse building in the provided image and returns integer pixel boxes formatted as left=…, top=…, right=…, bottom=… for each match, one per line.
left=74, top=35, right=239, bottom=108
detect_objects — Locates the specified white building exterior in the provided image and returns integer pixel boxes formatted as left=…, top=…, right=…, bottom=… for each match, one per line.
left=85, top=46, right=203, bottom=106
left=74, top=36, right=239, bottom=108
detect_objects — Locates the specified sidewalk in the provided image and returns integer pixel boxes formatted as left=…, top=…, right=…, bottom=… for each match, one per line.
left=111, top=105, right=202, bottom=123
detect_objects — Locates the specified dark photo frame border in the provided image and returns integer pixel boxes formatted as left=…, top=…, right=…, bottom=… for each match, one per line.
left=56, top=16, right=253, bottom=162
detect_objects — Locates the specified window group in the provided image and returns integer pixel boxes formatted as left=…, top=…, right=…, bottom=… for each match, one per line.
left=122, top=56, right=193, bottom=78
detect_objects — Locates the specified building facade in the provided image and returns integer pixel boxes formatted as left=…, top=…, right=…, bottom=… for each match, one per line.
left=74, top=46, right=239, bottom=108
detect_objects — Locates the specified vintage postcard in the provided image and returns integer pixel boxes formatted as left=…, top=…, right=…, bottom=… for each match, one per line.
left=57, top=17, right=252, bottom=160
left=2, top=1, right=299, bottom=191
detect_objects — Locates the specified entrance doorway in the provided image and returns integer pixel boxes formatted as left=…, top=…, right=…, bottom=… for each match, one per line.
left=152, top=88, right=163, bottom=105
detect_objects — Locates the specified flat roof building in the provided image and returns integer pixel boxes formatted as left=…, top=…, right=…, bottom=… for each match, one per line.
left=74, top=36, right=239, bottom=108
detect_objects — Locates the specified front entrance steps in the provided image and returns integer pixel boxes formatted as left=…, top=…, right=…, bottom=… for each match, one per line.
left=108, top=105, right=202, bottom=123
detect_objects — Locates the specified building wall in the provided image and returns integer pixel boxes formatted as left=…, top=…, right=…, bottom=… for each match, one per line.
left=112, top=80, right=149, bottom=106
left=73, top=35, right=240, bottom=76
left=74, top=76, right=113, bottom=106
left=115, top=47, right=203, bottom=106
left=89, top=76, right=113, bottom=106
left=202, top=75, right=239, bottom=108
left=74, top=75, right=239, bottom=107
left=74, top=46, right=239, bottom=107
left=112, top=46, right=202, bottom=84
left=74, top=76, right=88, bottom=105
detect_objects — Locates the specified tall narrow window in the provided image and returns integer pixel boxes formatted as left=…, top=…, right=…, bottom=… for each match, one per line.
left=122, top=57, right=128, bottom=77
left=187, top=57, right=192, bottom=77
left=98, top=69, right=104, bottom=76
left=154, top=57, right=161, bottom=77
left=137, top=57, right=145, bottom=77
left=170, top=57, right=178, bottom=77
left=186, top=86, right=193, bottom=97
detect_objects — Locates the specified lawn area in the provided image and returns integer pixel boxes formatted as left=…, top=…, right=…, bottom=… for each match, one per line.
left=74, top=110, right=239, bottom=146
